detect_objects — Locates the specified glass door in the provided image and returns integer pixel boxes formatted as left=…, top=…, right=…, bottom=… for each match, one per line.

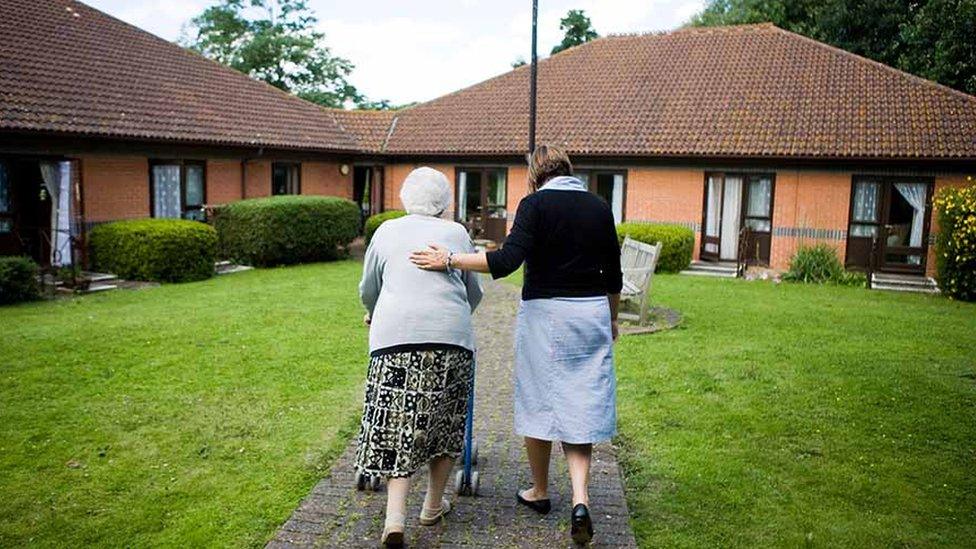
left=701, top=174, right=723, bottom=262
left=456, top=168, right=508, bottom=243
left=880, top=181, right=930, bottom=273
left=741, top=175, right=774, bottom=265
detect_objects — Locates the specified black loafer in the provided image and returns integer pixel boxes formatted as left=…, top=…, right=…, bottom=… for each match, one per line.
left=516, top=490, right=552, bottom=515
left=571, top=503, right=594, bottom=545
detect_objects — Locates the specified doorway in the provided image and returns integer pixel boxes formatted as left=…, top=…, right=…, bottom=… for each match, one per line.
left=353, top=166, right=384, bottom=231
left=700, top=172, right=775, bottom=265
left=846, top=177, right=932, bottom=274
left=455, top=167, right=508, bottom=243
left=0, top=159, right=53, bottom=265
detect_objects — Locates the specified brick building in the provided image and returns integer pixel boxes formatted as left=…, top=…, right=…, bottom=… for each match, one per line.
left=2, top=0, right=974, bottom=277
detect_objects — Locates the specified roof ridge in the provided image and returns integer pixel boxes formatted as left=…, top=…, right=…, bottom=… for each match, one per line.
left=767, top=25, right=976, bottom=105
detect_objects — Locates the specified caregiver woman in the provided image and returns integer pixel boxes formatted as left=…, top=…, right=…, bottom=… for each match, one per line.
left=410, top=145, right=622, bottom=545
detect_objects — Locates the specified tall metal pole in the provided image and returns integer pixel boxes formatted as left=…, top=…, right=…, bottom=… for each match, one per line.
left=528, top=0, right=538, bottom=154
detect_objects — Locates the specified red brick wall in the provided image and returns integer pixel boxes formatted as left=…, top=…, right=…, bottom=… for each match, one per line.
left=81, top=155, right=149, bottom=221
left=243, top=159, right=271, bottom=198
left=625, top=168, right=705, bottom=259
left=207, top=159, right=242, bottom=205
left=769, top=171, right=851, bottom=270
left=302, top=161, right=352, bottom=199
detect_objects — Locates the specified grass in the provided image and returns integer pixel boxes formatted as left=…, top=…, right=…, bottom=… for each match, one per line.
left=0, top=262, right=368, bottom=547
left=612, top=275, right=976, bottom=547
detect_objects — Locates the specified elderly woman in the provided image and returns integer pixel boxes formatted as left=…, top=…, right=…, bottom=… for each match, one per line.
left=411, top=145, right=622, bottom=545
left=356, top=167, right=482, bottom=547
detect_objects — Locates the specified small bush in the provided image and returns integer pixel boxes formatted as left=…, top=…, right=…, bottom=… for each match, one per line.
left=215, top=195, right=360, bottom=267
left=616, top=223, right=695, bottom=273
left=934, top=179, right=976, bottom=301
left=365, top=210, right=407, bottom=244
left=89, top=219, right=217, bottom=283
left=783, top=244, right=846, bottom=284
left=0, top=256, right=40, bottom=304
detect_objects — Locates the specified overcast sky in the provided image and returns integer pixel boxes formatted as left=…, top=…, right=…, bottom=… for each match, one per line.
left=84, top=0, right=705, bottom=105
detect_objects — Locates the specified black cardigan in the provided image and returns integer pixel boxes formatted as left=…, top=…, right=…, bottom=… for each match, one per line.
left=486, top=189, right=623, bottom=300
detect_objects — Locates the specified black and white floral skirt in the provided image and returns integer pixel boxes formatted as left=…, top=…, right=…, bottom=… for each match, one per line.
left=354, top=345, right=474, bottom=478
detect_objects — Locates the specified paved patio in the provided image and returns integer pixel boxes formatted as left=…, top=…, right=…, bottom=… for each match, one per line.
left=268, top=279, right=638, bottom=548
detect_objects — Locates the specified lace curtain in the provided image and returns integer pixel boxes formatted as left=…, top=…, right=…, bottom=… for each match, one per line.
left=153, top=165, right=181, bottom=219
left=39, top=161, right=73, bottom=265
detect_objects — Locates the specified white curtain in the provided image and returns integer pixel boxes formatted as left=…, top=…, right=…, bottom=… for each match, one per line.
left=456, top=172, right=467, bottom=221
left=746, top=177, right=772, bottom=231
left=852, top=182, right=880, bottom=223
left=720, top=176, right=743, bottom=260
left=704, top=176, right=721, bottom=255
left=152, top=165, right=182, bottom=218
left=39, top=162, right=73, bottom=266
left=611, top=174, right=624, bottom=224
left=894, top=183, right=926, bottom=248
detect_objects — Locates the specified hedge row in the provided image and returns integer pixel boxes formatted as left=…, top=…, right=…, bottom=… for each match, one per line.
left=934, top=179, right=976, bottom=301
left=364, top=210, right=407, bottom=244
left=214, top=195, right=360, bottom=267
left=0, top=256, right=40, bottom=305
left=89, top=219, right=217, bottom=283
left=616, top=222, right=695, bottom=273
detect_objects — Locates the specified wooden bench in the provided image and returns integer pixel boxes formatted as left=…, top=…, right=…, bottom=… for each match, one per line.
left=618, top=236, right=662, bottom=326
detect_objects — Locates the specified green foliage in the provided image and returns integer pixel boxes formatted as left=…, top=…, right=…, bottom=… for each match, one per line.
left=782, top=243, right=861, bottom=284
left=183, top=0, right=368, bottom=107
left=511, top=57, right=527, bottom=68
left=934, top=179, right=976, bottom=301
left=89, top=219, right=217, bottom=283
left=364, top=210, right=407, bottom=244
left=689, top=0, right=976, bottom=95
left=551, top=9, right=599, bottom=55
left=215, top=195, right=360, bottom=266
left=0, top=256, right=40, bottom=305
left=616, top=223, right=695, bottom=273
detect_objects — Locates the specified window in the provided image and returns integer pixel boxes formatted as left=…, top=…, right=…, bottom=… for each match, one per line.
left=744, top=175, right=774, bottom=232
left=456, top=168, right=508, bottom=243
left=0, top=162, right=11, bottom=233
left=272, top=162, right=301, bottom=195
left=577, top=170, right=626, bottom=223
left=150, top=160, right=206, bottom=220
left=849, top=179, right=881, bottom=237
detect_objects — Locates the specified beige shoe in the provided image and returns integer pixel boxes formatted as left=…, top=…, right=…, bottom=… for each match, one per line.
left=419, top=499, right=452, bottom=526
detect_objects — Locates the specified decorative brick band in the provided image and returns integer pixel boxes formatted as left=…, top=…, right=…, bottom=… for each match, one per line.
left=625, top=219, right=702, bottom=231
left=772, top=227, right=847, bottom=240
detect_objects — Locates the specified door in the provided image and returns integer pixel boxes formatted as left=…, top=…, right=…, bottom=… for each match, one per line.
left=456, top=168, right=507, bottom=243
left=700, top=173, right=744, bottom=262
left=846, top=177, right=932, bottom=274
left=741, top=174, right=775, bottom=265
left=0, top=160, right=52, bottom=265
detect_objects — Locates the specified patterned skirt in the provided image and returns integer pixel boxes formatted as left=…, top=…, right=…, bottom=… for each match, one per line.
left=354, top=345, right=474, bottom=478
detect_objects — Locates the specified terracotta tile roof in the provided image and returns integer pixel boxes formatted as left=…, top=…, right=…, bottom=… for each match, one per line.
left=330, top=109, right=396, bottom=152
left=376, top=23, right=976, bottom=159
left=0, top=0, right=357, bottom=152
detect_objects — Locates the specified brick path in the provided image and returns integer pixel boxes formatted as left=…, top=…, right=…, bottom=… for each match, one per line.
left=268, top=279, right=638, bottom=548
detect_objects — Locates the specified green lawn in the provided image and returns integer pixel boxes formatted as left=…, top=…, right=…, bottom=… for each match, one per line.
left=0, top=262, right=368, bottom=547
left=613, top=275, right=976, bottom=547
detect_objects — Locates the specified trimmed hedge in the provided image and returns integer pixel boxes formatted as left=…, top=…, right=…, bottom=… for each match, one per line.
left=215, top=195, right=360, bottom=267
left=89, top=219, right=217, bottom=283
left=934, top=179, right=976, bottom=301
left=0, top=256, right=40, bottom=305
left=616, top=222, right=695, bottom=273
left=365, top=210, right=407, bottom=244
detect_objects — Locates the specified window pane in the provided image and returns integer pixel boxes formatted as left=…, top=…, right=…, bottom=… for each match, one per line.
left=577, top=172, right=590, bottom=189
left=849, top=224, right=878, bottom=237
left=273, top=163, right=300, bottom=195
left=461, top=170, right=481, bottom=223
left=152, top=164, right=182, bottom=218
left=0, top=163, right=9, bottom=213
left=185, top=165, right=204, bottom=207
left=705, top=176, right=721, bottom=238
left=852, top=181, right=880, bottom=223
left=746, top=176, right=772, bottom=217
left=487, top=169, right=507, bottom=219
left=746, top=218, right=771, bottom=232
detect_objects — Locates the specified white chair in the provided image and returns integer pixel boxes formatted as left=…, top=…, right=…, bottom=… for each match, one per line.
left=618, top=236, right=662, bottom=326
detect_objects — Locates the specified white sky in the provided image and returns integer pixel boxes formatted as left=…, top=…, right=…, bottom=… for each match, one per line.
left=84, top=0, right=705, bottom=105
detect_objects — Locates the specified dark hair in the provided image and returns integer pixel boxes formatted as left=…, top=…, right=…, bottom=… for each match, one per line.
left=528, top=144, right=573, bottom=190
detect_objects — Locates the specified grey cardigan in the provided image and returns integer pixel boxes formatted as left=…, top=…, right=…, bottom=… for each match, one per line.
left=360, top=214, right=483, bottom=354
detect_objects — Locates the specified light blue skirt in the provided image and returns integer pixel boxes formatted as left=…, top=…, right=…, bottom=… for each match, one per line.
left=514, top=297, right=617, bottom=444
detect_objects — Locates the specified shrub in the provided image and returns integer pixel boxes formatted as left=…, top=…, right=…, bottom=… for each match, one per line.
left=616, top=222, right=695, bottom=273
left=783, top=243, right=846, bottom=284
left=89, top=219, right=217, bottom=283
left=0, top=256, right=40, bottom=304
left=934, top=179, right=976, bottom=301
left=365, top=210, right=407, bottom=244
left=215, top=195, right=360, bottom=267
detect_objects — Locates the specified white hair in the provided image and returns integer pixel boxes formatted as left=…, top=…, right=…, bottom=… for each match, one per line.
left=400, top=167, right=452, bottom=217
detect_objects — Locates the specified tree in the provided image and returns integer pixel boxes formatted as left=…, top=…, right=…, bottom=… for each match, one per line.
left=183, top=0, right=361, bottom=108
left=689, top=0, right=976, bottom=96
left=551, top=9, right=598, bottom=55
left=512, top=57, right=527, bottom=69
